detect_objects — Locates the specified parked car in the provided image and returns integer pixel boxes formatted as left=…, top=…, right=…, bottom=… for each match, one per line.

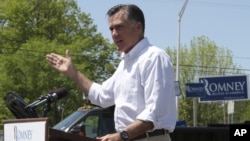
left=53, top=105, right=115, bottom=138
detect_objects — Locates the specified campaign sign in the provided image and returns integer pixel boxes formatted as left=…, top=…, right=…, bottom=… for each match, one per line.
left=199, top=75, right=249, bottom=102
left=186, top=83, right=205, bottom=97
left=4, top=118, right=48, bottom=141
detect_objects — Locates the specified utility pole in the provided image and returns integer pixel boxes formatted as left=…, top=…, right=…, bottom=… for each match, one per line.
left=176, top=0, right=188, bottom=120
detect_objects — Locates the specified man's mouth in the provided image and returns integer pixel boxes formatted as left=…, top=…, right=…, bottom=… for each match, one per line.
left=116, top=40, right=122, bottom=44
left=115, top=40, right=123, bottom=48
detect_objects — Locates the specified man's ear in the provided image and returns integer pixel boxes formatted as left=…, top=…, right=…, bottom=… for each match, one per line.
left=136, top=22, right=143, bottom=32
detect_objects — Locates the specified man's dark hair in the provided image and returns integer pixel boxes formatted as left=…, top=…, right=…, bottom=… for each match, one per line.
left=107, top=4, right=145, bottom=34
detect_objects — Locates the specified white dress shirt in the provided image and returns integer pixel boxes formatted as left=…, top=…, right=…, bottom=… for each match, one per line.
left=88, top=38, right=177, bottom=132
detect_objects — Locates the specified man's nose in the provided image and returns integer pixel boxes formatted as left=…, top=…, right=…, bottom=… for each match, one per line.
left=112, top=29, right=118, bottom=37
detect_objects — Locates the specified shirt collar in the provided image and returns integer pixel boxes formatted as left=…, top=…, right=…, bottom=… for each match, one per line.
left=121, top=37, right=150, bottom=60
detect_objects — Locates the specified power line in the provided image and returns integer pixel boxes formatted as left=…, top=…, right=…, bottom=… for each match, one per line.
left=1, top=47, right=250, bottom=70
left=179, top=64, right=250, bottom=72
left=0, top=48, right=118, bottom=62
left=181, top=0, right=250, bottom=9
left=168, top=0, right=250, bottom=10
left=2, top=47, right=250, bottom=60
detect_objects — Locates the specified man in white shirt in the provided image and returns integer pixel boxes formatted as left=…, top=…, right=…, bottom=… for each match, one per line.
left=46, top=4, right=176, bottom=141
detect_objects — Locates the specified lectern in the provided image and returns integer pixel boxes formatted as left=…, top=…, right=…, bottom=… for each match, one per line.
left=49, top=128, right=97, bottom=141
left=3, top=118, right=97, bottom=141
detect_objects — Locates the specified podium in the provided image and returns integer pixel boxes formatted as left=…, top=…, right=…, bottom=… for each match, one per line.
left=49, top=128, right=97, bottom=141
left=3, top=118, right=97, bottom=141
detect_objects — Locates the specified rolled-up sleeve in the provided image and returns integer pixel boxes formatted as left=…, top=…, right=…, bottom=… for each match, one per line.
left=136, top=52, right=176, bottom=132
left=88, top=80, right=115, bottom=108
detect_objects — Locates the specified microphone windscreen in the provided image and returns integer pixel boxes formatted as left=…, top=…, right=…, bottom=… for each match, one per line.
left=50, top=87, right=68, bottom=100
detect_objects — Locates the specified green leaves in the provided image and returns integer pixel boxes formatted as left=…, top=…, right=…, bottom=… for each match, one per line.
left=166, top=35, right=244, bottom=126
left=0, top=0, right=117, bottom=128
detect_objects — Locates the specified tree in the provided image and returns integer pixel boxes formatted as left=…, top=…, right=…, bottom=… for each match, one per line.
left=0, top=0, right=118, bottom=128
left=166, top=36, right=244, bottom=126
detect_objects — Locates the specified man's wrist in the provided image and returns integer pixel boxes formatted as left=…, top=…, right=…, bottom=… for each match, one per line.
left=67, top=65, right=77, bottom=79
left=120, top=130, right=129, bottom=141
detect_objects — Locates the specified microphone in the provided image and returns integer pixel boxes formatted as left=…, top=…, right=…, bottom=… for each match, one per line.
left=26, top=87, right=68, bottom=109
left=4, top=92, right=39, bottom=118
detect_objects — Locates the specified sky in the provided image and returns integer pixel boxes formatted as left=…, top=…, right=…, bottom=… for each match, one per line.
left=76, top=0, right=250, bottom=73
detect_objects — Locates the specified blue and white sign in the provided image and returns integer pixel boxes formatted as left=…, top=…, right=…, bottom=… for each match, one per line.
left=186, top=83, right=205, bottom=97
left=199, top=75, right=249, bottom=101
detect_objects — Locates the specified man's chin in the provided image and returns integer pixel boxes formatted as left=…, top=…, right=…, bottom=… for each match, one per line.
left=116, top=46, right=124, bottom=52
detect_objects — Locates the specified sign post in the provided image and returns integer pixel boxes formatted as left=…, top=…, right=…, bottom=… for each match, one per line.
left=185, top=83, right=205, bottom=126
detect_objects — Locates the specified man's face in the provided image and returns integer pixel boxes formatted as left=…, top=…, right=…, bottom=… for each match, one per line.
left=109, top=10, right=142, bottom=53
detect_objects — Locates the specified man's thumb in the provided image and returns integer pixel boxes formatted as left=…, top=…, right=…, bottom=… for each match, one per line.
left=65, top=49, right=70, bottom=58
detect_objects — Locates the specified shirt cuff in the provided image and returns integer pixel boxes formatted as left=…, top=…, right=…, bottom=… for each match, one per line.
left=88, top=82, right=101, bottom=105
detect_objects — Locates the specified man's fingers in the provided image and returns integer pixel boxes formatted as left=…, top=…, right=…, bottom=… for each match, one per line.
left=46, top=53, right=59, bottom=65
left=46, top=54, right=53, bottom=62
left=46, top=53, right=56, bottom=61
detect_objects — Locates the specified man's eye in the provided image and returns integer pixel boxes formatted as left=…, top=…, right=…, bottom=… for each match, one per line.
left=117, top=26, right=123, bottom=30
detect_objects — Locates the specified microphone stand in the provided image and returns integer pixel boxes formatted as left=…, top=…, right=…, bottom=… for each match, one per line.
left=25, top=106, right=39, bottom=118
left=26, top=95, right=52, bottom=117
left=42, top=102, right=51, bottom=117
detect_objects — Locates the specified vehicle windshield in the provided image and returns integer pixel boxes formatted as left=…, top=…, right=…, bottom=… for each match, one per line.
left=53, top=110, right=87, bottom=131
